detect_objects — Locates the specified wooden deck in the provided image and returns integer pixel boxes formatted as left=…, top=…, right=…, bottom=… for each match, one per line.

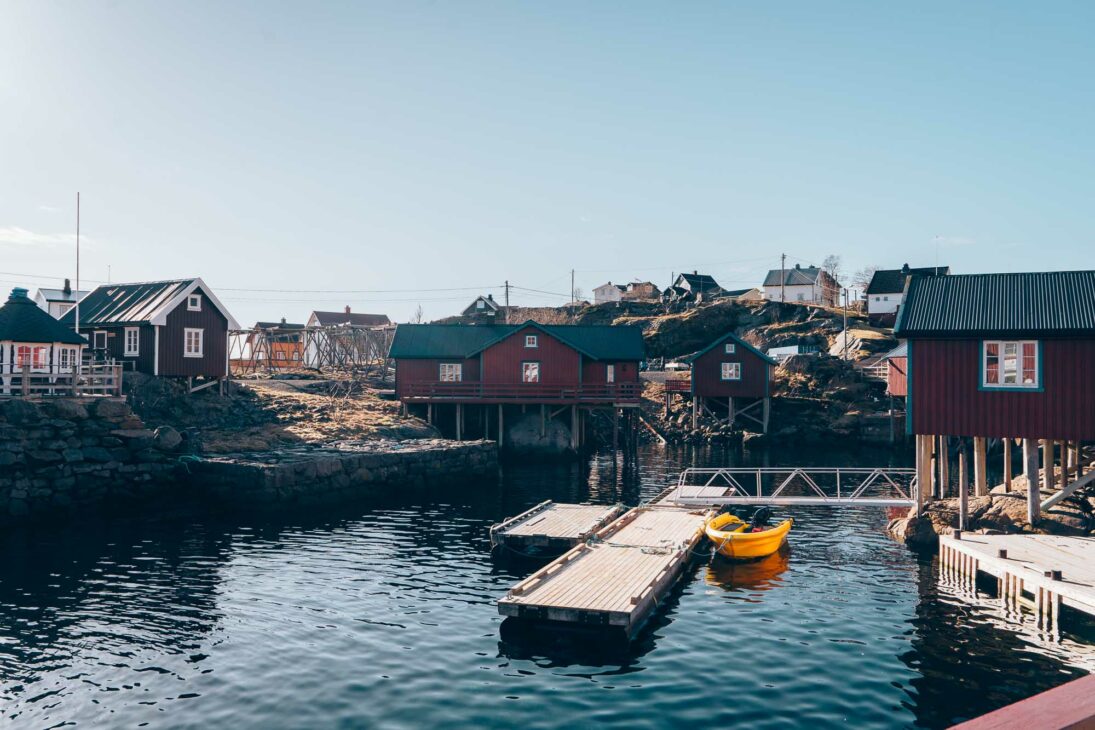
left=490, top=501, right=626, bottom=552
left=498, top=505, right=711, bottom=637
left=940, top=532, right=1095, bottom=628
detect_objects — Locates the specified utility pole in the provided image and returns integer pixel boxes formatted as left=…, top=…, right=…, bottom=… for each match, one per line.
left=75, top=192, right=80, bottom=337
left=504, top=280, right=510, bottom=308
left=570, top=269, right=575, bottom=305
left=842, top=287, right=849, bottom=360
left=780, top=253, right=786, bottom=303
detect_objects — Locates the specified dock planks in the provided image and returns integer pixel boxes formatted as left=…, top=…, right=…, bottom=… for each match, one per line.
left=498, top=505, right=711, bottom=636
left=490, top=501, right=626, bottom=552
left=940, top=532, right=1095, bottom=623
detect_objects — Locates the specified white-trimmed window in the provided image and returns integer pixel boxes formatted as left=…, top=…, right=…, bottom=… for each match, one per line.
left=522, top=361, right=540, bottom=383
left=724, top=343, right=736, bottom=354
left=525, top=335, right=538, bottom=348
left=93, top=331, right=108, bottom=349
left=58, top=347, right=75, bottom=372
left=184, top=328, right=204, bottom=358
left=606, top=364, right=616, bottom=383
left=124, top=327, right=140, bottom=356
left=721, top=362, right=741, bottom=381
left=187, top=294, right=202, bottom=311
left=439, top=363, right=463, bottom=382
left=983, top=340, right=1039, bottom=388
left=56, top=302, right=75, bottom=317
left=15, top=345, right=48, bottom=370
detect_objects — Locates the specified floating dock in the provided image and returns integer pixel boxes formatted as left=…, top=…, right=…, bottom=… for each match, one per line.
left=490, top=501, right=626, bottom=553
left=940, top=532, right=1095, bottom=628
left=497, top=505, right=711, bottom=637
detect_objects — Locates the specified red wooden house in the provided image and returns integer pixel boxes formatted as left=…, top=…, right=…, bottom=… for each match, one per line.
left=677, top=332, right=775, bottom=432
left=895, top=271, right=1095, bottom=523
left=60, top=278, right=239, bottom=384
left=389, top=321, right=644, bottom=448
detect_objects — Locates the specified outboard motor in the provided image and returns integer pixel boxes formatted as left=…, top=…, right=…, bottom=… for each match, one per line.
left=751, top=506, right=772, bottom=528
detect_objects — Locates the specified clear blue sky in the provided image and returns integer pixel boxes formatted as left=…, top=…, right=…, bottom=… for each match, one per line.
left=2, top=1, right=1093, bottom=325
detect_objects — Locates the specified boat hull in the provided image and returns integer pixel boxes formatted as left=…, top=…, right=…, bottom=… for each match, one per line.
left=705, top=514, right=793, bottom=560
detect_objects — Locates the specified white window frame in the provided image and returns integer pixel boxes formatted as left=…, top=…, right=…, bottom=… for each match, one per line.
left=58, top=347, right=75, bottom=372
left=439, top=362, right=463, bottom=382
left=93, top=330, right=108, bottom=349
left=525, top=335, right=538, bottom=348
left=124, top=327, right=140, bottom=356
left=56, top=302, right=75, bottom=317
left=982, top=340, right=1039, bottom=389
left=724, top=343, right=736, bottom=354
left=522, top=361, right=540, bottom=383
left=184, top=328, right=204, bottom=358
left=721, top=362, right=742, bottom=381
left=187, top=294, right=202, bottom=311
left=606, top=364, right=616, bottom=383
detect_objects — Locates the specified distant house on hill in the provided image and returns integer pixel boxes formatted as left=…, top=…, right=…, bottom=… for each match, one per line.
left=59, top=278, right=239, bottom=380
left=461, top=294, right=503, bottom=323
left=723, top=287, right=763, bottom=302
left=594, top=282, right=627, bottom=304
left=246, top=319, right=306, bottom=368
left=306, top=306, right=391, bottom=328
left=622, top=281, right=662, bottom=301
left=34, top=279, right=89, bottom=319
left=663, top=272, right=724, bottom=304
left=762, top=265, right=839, bottom=307
left=866, top=264, right=949, bottom=326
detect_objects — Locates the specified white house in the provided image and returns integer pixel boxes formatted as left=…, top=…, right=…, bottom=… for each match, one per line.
left=865, top=264, right=949, bottom=325
left=34, top=279, right=88, bottom=319
left=762, top=265, right=839, bottom=307
left=593, top=282, right=626, bottom=304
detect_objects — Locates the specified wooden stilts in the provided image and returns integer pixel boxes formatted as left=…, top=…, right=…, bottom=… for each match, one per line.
left=915, top=434, right=929, bottom=515
left=727, top=397, right=735, bottom=427
left=456, top=403, right=463, bottom=441
left=427, top=403, right=433, bottom=426
left=1042, top=439, right=1053, bottom=492
left=939, top=436, right=950, bottom=499
left=1059, top=441, right=1068, bottom=491
left=1003, top=438, right=1012, bottom=490
left=762, top=396, right=770, bottom=434
left=612, top=408, right=620, bottom=451
left=540, top=404, right=546, bottom=437
left=1025, top=438, right=1040, bottom=525
left=973, top=437, right=988, bottom=496
left=958, top=448, right=969, bottom=531
left=498, top=405, right=504, bottom=448
left=691, top=397, right=698, bottom=429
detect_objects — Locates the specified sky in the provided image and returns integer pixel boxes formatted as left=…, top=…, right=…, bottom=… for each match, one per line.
left=2, top=1, right=1094, bottom=325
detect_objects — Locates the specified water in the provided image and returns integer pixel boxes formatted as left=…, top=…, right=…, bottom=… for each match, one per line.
left=2, top=444, right=1094, bottom=729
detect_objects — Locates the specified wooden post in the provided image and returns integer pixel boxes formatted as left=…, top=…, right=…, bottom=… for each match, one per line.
left=427, top=403, right=433, bottom=426
left=691, top=396, right=698, bottom=429
left=570, top=404, right=578, bottom=450
left=762, top=397, right=770, bottom=434
left=21, top=364, right=30, bottom=396
left=1059, top=441, right=1068, bottom=491
left=938, top=436, right=949, bottom=499
left=889, top=395, right=895, bottom=444
left=728, top=397, right=735, bottom=427
left=498, top=404, right=504, bottom=448
left=612, top=408, right=619, bottom=451
left=958, top=448, right=969, bottom=531
left=1003, top=438, right=1013, bottom=490
left=456, top=403, right=463, bottom=441
left=1042, top=439, right=1053, bottom=492
left=973, top=437, right=987, bottom=496
left=1024, top=438, right=1040, bottom=525
left=540, top=404, right=546, bottom=437
left=915, top=434, right=929, bottom=515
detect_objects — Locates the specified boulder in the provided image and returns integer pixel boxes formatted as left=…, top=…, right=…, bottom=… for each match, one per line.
left=92, top=399, right=131, bottom=420
left=1, top=399, right=40, bottom=425
left=50, top=400, right=89, bottom=421
left=153, top=426, right=183, bottom=451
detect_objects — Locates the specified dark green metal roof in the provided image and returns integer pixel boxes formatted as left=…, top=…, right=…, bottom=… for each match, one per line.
left=895, top=271, right=1095, bottom=338
left=0, top=288, right=87, bottom=345
left=59, top=279, right=195, bottom=326
left=388, top=321, right=645, bottom=361
left=683, top=331, right=777, bottom=365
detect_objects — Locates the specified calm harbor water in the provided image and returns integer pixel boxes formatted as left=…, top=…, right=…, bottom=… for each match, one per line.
left=2, top=443, right=1094, bottom=729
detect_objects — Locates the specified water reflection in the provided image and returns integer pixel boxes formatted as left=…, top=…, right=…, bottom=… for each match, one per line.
left=706, top=547, right=791, bottom=592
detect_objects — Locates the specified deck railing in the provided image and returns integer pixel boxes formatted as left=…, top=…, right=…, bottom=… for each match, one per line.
left=400, top=381, right=641, bottom=403
left=669, top=466, right=917, bottom=507
left=0, top=364, right=123, bottom=398
left=664, top=378, right=691, bottom=393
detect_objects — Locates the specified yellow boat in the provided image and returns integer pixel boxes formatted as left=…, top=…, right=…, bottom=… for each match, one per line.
left=705, top=512, right=793, bottom=560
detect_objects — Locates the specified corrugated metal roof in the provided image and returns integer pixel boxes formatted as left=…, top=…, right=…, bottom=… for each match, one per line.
left=762, top=266, right=823, bottom=287
left=37, top=287, right=90, bottom=303
left=895, top=271, right=1095, bottom=337
left=865, top=266, right=949, bottom=294
left=59, top=280, right=195, bottom=326
left=885, top=342, right=908, bottom=358
left=0, top=288, right=86, bottom=344
left=310, top=311, right=391, bottom=327
left=389, top=322, right=646, bottom=361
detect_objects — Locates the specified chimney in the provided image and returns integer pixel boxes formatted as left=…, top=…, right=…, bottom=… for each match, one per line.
left=795, top=263, right=801, bottom=270
left=280, top=317, right=287, bottom=326
left=693, top=270, right=698, bottom=275
left=901, top=263, right=910, bottom=274
left=63, top=278, right=72, bottom=295
left=9, top=287, right=29, bottom=301
left=487, top=293, right=494, bottom=301
left=345, top=305, right=351, bottom=314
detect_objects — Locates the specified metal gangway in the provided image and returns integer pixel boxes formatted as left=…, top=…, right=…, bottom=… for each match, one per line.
left=667, top=466, right=918, bottom=507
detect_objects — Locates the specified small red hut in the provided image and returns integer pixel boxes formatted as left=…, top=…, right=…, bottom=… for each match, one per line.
left=895, top=271, right=1095, bottom=523
left=682, top=332, right=776, bottom=432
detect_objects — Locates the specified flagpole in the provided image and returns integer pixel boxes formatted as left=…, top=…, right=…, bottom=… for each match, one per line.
left=75, top=192, right=80, bottom=336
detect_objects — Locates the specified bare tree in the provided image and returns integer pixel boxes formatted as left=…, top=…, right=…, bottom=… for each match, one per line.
left=572, top=287, right=585, bottom=303
left=821, top=254, right=843, bottom=285
left=852, top=265, right=881, bottom=291
left=411, top=305, right=424, bottom=324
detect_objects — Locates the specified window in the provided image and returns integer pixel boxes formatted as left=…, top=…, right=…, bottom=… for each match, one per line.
left=525, top=335, right=538, bottom=348
left=184, top=328, right=204, bottom=358
left=187, top=294, right=202, bottom=311
left=606, top=364, right=615, bottom=383
left=15, top=346, right=48, bottom=370
left=476, top=300, right=485, bottom=310
left=58, top=347, right=74, bottom=371
left=724, top=343, right=736, bottom=354
left=721, top=362, right=741, bottom=381
left=56, top=302, right=74, bottom=317
left=439, top=363, right=463, bottom=382
left=124, top=327, right=140, bottom=356
left=93, top=331, right=108, bottom=349
left=522, top=361, right=540, bottom=383
left=983, top=340, right=1039, bottom=389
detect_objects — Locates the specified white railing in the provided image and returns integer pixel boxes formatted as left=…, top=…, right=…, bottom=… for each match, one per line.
left=0, top=364, right=123, bottom=398
left=669, top=466, right=917, bottom=507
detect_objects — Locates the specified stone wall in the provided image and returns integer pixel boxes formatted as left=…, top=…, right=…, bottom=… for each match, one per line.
left=190, top=439, right=498, bottom=504
left=0, top=398, right=181, bottom=524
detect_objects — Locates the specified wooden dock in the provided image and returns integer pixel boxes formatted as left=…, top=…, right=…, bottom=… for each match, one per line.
left=498, top=505, right=711, bottom=637
left=940, top=532, right=1095, bottom=629
left=490, top=501, right=626, bottom=553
